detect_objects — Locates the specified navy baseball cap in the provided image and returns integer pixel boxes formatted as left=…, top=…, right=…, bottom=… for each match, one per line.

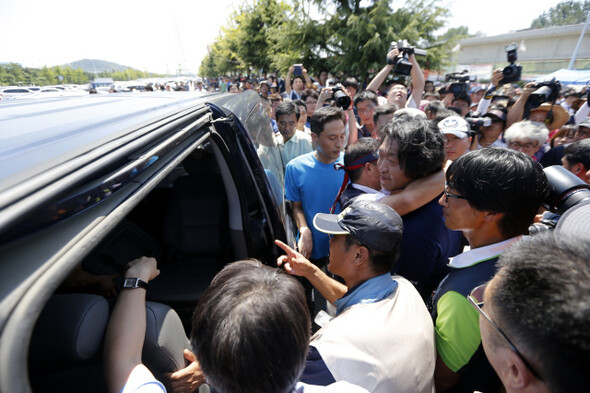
left=313, top=200, right=403, bottom=254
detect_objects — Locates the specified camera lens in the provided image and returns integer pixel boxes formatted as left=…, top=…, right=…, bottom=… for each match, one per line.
left=529, top=86, right=552, bottom=107
left=333, top=90, right=351, bottom=109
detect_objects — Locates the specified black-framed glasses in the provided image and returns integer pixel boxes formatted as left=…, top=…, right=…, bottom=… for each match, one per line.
left=468, top=283, right=544, bottom=381
left=444, top=182, right=468, bottom=203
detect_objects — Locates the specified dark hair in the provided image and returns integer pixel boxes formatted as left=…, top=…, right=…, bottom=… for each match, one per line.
left=344, top=138, right=379, bottom=182
left=344, top=235, right=400, bottom=274
left=446, top=148, right=549, bottom=238
left=433, top=108, right=458, bottom=123
left=275, top=101, right=301, bottom=122
left=550, top=125, right=577, bottom=147
left=380, top=115, right=445, bottom=179
left=354, top=89, right=378, bottom=107
left=424, top=100, right=445, bottom=116
left=373, top=103, right=399, bottom=125
left=423, top=92, right=440, bottom=100
left=310, top=106, right=346, bottom=135
left=564, top=138, right=590, bottom=168
left=291, top=75, right=305, bottom=86
left=191, top=260, right=310, bottom=393
left=452, top=94, right=472, bottom=107
left=342, top=77, right=359, bottom=91
left=293, top=99, right=307, bottom=111
left=301, top=89, right=319, bottom=101
left=492, top=233, right=590, bottom=393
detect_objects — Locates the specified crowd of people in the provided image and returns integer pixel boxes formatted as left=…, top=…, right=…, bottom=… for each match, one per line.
left=104, top=45, right=590, bottom=393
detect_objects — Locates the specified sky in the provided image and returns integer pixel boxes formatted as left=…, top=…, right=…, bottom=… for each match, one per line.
left=0, top=0, right=564, bottom=75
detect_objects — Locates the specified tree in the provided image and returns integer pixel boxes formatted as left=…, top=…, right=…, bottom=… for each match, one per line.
left=531, top=0, right=590, bottom=28
left=200, top=0, right=456, bottom=83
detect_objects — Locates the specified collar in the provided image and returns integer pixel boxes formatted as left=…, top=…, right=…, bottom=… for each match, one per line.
left=351, top=183, right=383, bottom=195
left=449, top=236, right=521, bottom=268
left=334, top=273, right=398, bottom=315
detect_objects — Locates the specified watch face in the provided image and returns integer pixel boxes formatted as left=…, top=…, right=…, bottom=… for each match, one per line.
left=123, top=278, right=137, bottom=288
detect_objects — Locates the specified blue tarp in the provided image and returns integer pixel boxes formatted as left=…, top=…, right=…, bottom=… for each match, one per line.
left=535, top=68, right=590, bottom=85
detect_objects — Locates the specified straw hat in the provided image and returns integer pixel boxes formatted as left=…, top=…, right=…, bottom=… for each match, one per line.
left=530, top=103, right=569, bottom=131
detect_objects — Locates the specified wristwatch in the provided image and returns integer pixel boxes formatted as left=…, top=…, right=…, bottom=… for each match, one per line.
left=122, top=277, right=148, bottom=290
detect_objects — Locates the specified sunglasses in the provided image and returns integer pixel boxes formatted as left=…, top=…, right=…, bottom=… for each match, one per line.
left=444, top=182, right=468, bottom=203
left=468, top=283, right=544, bottom=381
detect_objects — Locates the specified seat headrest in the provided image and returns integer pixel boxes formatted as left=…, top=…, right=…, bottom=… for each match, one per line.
left=30, top=294, right=109, bottom=365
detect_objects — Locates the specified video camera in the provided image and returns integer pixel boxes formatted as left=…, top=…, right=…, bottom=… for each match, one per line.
left=529, top=166, right=590, bottom=234
left=464, top=114, right=492, bottom=135
left=527, top=78, right=562, bottom=108
left=387, top=40, right=427, bottom=76
left=444, top=70, right=476, bottom=98
left=330, top=84, right=352, bottom=109
left=499, top=42, right=522, bottom=85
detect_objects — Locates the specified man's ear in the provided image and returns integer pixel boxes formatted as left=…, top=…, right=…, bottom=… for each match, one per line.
left=498, top=349, right=538, bottom=392
left=483, top=211, right=504, bottom=223
left=570, top=162, right=584, bottom=176
left=355, top=245, right=370, bottom=266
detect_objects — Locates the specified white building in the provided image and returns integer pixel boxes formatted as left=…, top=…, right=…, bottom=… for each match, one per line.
left=448, top=23, right=590, bottom=81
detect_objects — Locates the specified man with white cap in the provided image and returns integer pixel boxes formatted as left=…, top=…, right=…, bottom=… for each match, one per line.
left=438, top=116, right=472, bottom=164
left=275, top=199, right=435, bottom=393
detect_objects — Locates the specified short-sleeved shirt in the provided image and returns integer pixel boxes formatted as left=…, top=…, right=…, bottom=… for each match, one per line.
left=433, top=237, right=520, bottom=392
left=277, top=130, right=313, bottom=169
left=120, top=366, right=166, bottom=393
left=285, top=151, right=344, bottom=259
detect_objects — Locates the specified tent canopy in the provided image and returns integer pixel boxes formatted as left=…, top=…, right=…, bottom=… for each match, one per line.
left=535, top=68, right=590, bottom=85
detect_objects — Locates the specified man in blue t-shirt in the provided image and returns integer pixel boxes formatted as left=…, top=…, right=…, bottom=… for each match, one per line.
left=285, top=106, right=349, bottom=263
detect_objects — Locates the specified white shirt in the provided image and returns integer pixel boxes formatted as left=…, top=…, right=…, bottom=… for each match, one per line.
left=449, top=236, right=521, bottom=268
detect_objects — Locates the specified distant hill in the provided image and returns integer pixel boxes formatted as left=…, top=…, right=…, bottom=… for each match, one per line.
left=62, top=59, right=136, bottom=73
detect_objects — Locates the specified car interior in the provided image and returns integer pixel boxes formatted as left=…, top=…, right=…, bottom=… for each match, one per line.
left=27, top=139, right=250, bottom=393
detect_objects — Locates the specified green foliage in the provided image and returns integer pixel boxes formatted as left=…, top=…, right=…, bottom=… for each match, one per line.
left=200, top=0, right=456, bottom=83
left=531, top=0, right=590, bottom=28
left=0, top=63, right=164, bottom=86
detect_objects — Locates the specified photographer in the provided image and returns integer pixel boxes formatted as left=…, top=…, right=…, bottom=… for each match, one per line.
left=285, top=64, right=313, bottom=101
left=476, top=69, right=504, bottom=115
left=366, top=44, right=425, bottom=109
left=506, top=82, right=568, bottom=131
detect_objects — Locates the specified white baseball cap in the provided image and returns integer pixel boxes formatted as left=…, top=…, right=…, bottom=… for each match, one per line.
left=438, top=116, right=470, bottom=138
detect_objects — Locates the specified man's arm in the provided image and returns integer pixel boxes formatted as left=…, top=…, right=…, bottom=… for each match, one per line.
left=574, top=89, right=590, bottom=124
left=276, top=240, right=347, bottom=304
left=477, top=69, right=503, bottom=114
left=291, top=201, right=313, bottom=259
left=103, top=257, right=160, bottom=393
left=506, top=82, right=536, bottom=128
left=408, top=53, right=424, bottom=108
left=303, top=66, right=313, bottom=88
left=379, top=170, right=444, bottom=216
left=366, top=48, right=399, bottom=92
left=285, top=65, right=294, bottom=95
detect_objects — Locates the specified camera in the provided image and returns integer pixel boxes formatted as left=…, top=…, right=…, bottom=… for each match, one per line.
left=387, top=40, right=427, bottom=76
left=445, top=71, right=476, bottom=98
left=529, top=165, right=590, bottom=234
left=464, top=115, right=491, bottom=134
left=499, top=43, right=522, bottom=85
left=331, top=85, right=352, bottom=109
left=527, top=78, right=562, bottom=108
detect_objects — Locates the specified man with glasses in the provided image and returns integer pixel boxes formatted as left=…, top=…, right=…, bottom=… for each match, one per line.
left=468, top=232, right=590, bottom=393
left=504, top=120, right=549, bottom=159
left=353, top=90, right=379, bottom=141
left=434, top=148, right=548, bottom=393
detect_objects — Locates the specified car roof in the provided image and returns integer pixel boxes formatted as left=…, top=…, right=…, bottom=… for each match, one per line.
left=0, top=93, right=209, bottom=194
left=0, top=91, right=262, bottom=209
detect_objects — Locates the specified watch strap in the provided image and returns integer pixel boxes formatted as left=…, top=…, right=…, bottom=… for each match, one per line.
left=122, top=277, right=148, bottom=290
